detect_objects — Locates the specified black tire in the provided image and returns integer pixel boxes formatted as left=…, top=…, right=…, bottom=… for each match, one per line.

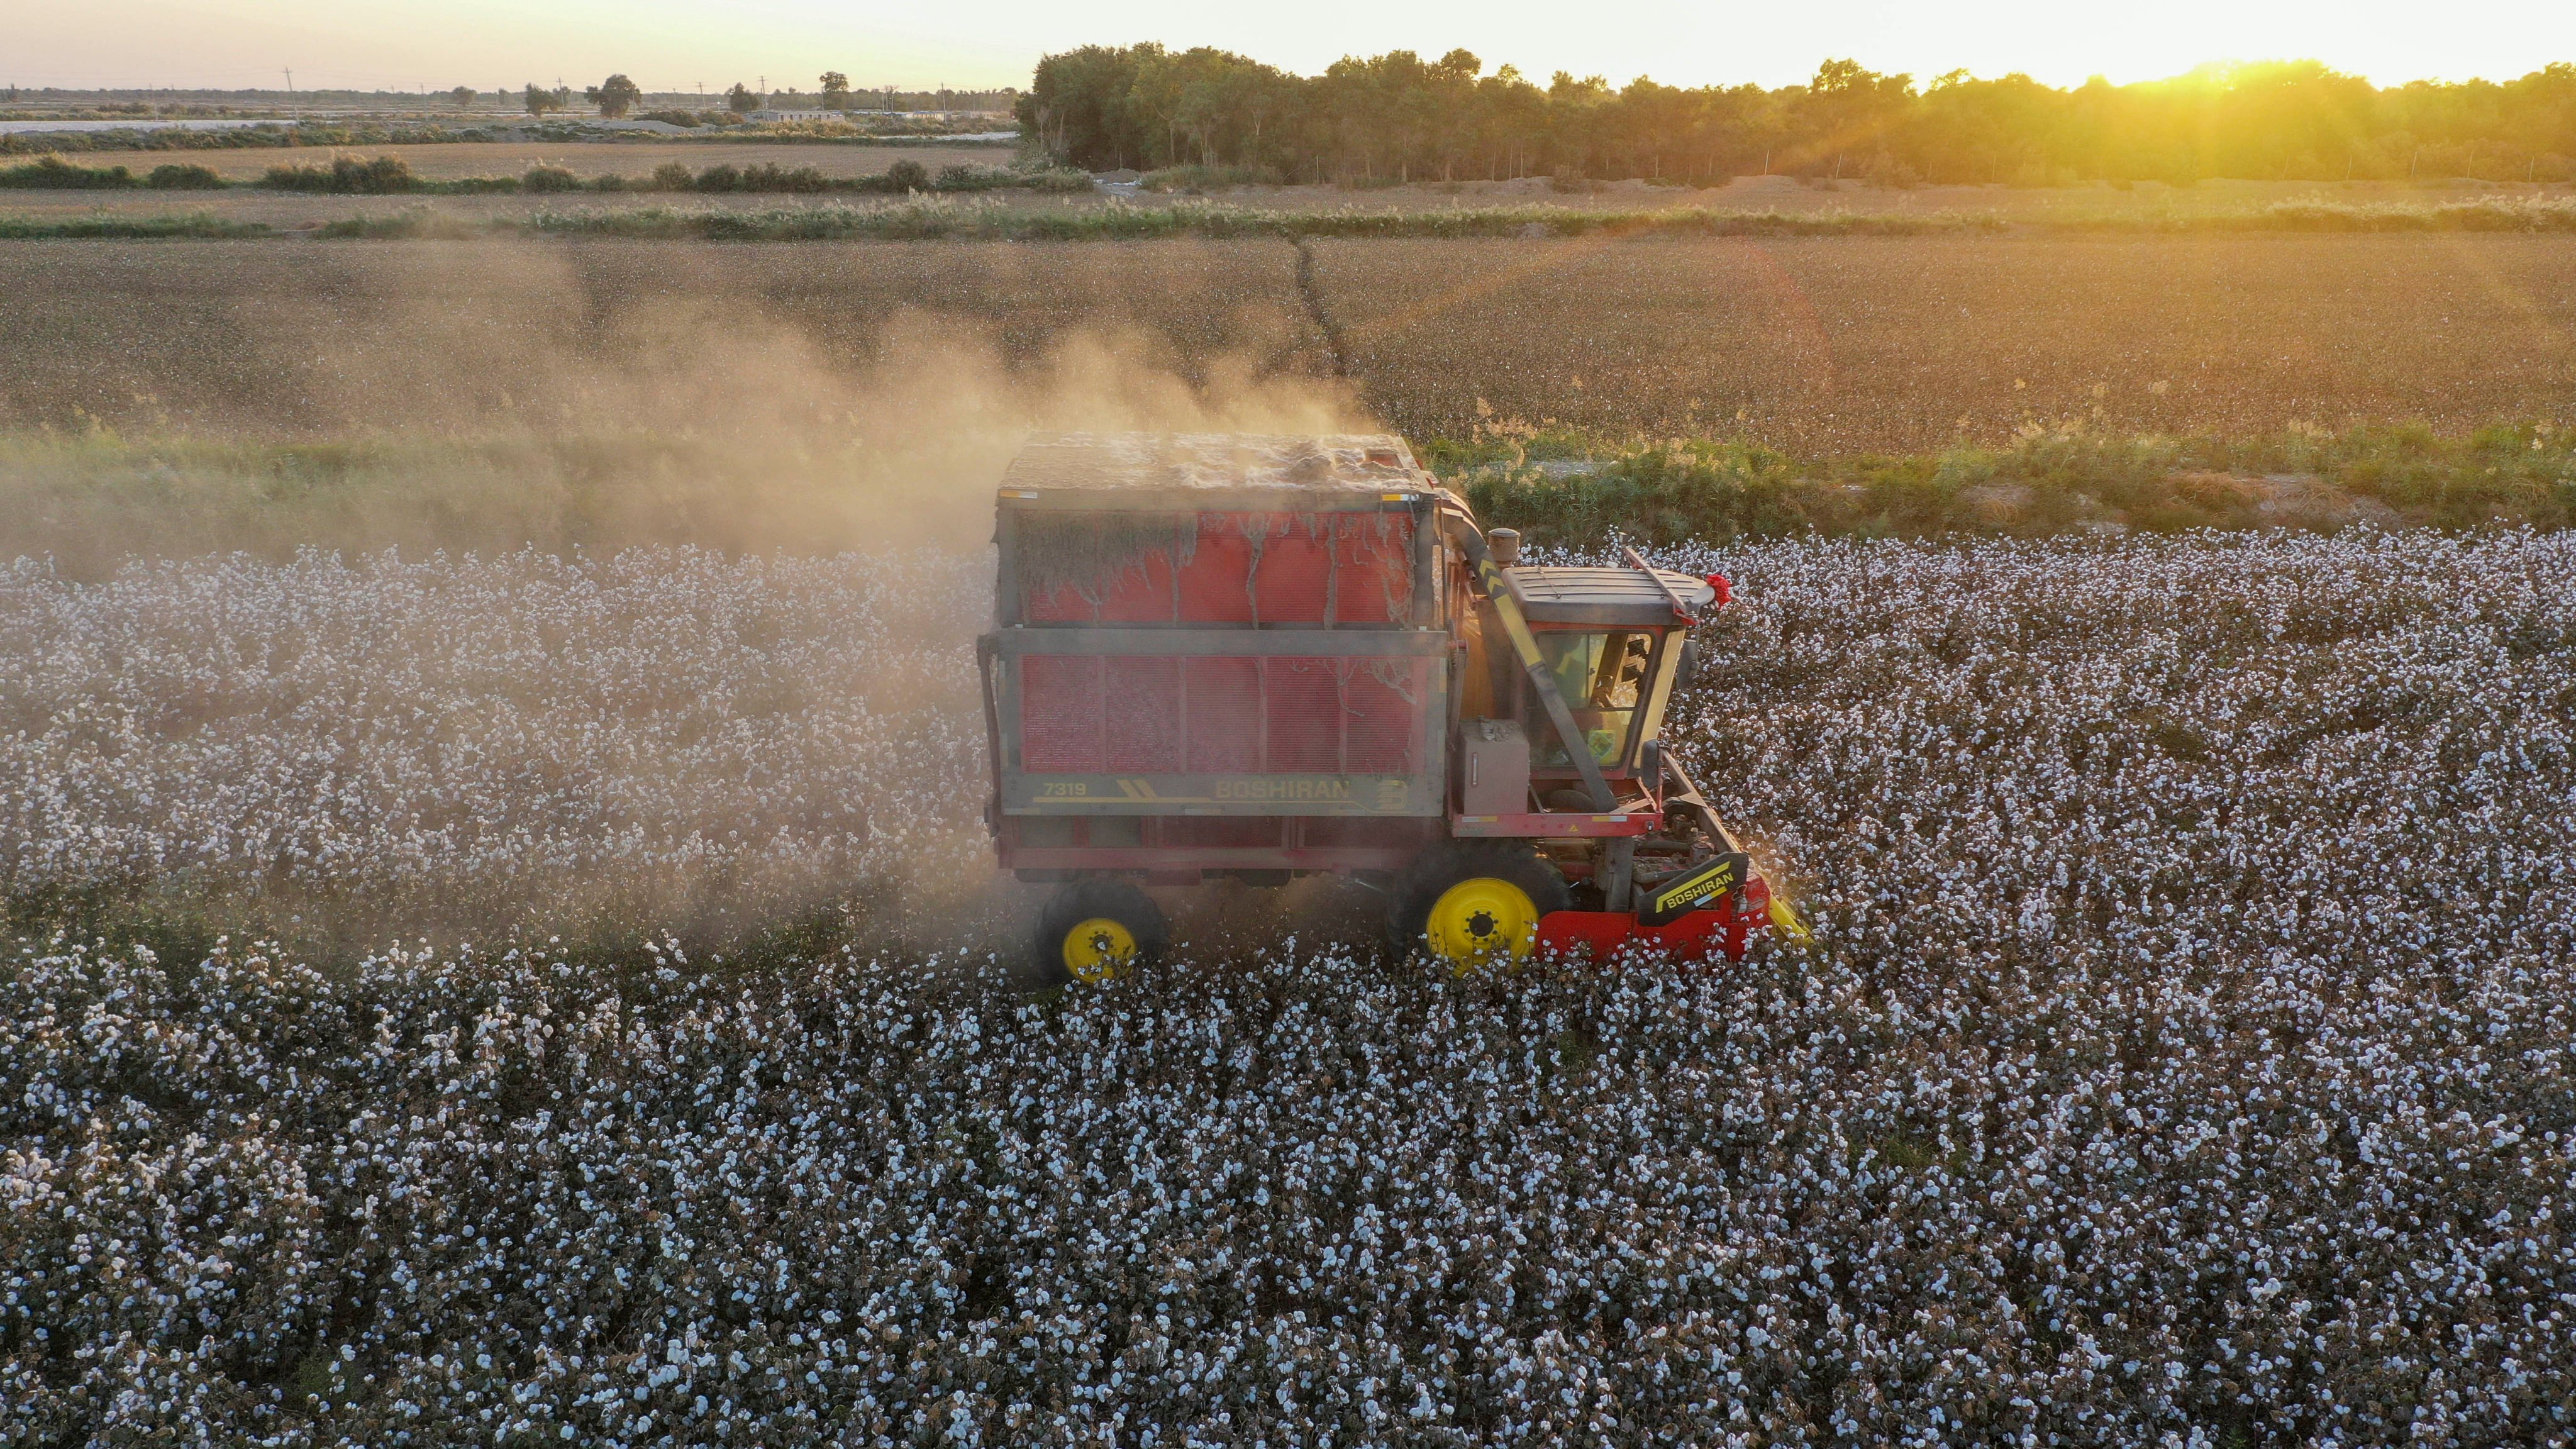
left=1034, top=879, right=1170, bottom=987
left=1387, top=841, right=1571, bottom=965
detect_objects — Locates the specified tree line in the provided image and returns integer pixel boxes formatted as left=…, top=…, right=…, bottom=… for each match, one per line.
left=496, top=75, right=1016, bottom=119
left=1016, top=45, right=2576, bottom=184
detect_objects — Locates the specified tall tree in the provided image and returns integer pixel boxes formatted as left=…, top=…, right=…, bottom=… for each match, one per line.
left=1794, top=58, right=1914, bottom=178
left=584, top=74, right=642, bottom=118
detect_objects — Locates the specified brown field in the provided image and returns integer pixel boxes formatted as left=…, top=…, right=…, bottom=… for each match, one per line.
left=3, top=231, right=2570, bottom=448
left=1314, top=233, right=2576, bottom=447
left=0, top=238, right=1324, bottom=433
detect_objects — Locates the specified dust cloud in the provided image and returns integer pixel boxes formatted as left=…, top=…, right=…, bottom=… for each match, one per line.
left=2, top=237, right=1393, bottom=967
left=1, top=236, right=1367, bottom=571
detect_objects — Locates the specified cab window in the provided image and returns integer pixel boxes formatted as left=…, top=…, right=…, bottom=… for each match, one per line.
left=1530, top=630, right=1656, bottom=767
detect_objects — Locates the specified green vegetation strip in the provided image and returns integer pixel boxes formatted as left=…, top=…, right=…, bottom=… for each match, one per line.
left=505, top=199, right=2016, bottom=240
left=0, top=212, right=267, bottom=238
left=1440, top=422, right=2576, bottom=543
left=4, top=425, right=2567, bottom=574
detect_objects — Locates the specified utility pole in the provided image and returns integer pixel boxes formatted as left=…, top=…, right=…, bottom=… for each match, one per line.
left=283, top=67, right=296, bottom=122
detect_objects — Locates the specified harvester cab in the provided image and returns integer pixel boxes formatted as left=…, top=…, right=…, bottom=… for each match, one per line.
left=976, top=431, right=1797, bottom=983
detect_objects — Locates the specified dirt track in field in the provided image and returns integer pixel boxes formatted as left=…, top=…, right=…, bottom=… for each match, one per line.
left=4, top=231, right=2571, bottom=448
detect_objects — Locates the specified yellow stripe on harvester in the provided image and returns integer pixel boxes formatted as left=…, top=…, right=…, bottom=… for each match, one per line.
left=1768, top=896, right=1813, bottom=945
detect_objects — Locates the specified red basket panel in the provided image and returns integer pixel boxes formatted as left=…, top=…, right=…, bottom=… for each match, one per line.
left=1331, top=514, right=1415, bottom=625
left=1250, top=518, right=1335, bottom=624
left=1019, top=511, right=1416, bottom=626
left=1018, top=653, right=1431, bottom=777
left=1102, top=657, right=1183, bottom=773
left=1019, top=655, right=1104, bottom=772
left=1262, top=659, right=1344, bottom=773
left=1182, top=657, right=1263, bottom=773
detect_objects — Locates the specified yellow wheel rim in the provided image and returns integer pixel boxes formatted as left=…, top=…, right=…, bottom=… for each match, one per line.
left=1424, top=877, right=1541, bottom=974
left=1061, top=916, right=1138, bottom=984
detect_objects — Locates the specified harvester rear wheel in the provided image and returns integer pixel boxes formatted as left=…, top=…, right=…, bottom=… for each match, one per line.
left=1391, top=843, right=1570, bottom=974
left=1036, top=880, right=1169, bottom=987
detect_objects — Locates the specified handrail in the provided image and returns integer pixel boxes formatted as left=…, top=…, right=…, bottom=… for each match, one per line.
left=1620, top=545, right=1701, bottom=622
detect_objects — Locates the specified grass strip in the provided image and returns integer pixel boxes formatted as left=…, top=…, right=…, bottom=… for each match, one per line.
left=1437, top=421, right=2576, bottom=543
left=513, top=195, right=2576, bottom=240
left=6, top=195, right=2575, bottom=244
left=3, top=423, right=2566, bottom=577
left=505, top=198, right=2018, bottom=240
left=0, top=212, right=269, bottom=238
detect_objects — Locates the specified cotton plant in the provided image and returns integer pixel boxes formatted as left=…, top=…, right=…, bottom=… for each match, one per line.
left=1, top=532, right=2572, bottom=1445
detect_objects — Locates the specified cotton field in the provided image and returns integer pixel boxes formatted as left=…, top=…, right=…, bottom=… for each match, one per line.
left=3, top=533, right=2572, bottom=1446
left=0, top=548, right=1001, bottom=948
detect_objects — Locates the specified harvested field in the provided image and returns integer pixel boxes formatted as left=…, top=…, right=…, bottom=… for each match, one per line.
left=4, top=233, right=2572, bottom=450
left=0, top=238, right=1326, bottom=434
left=5, top=535, right=2572, bottom=1443
left=1313, top=233, right=2576, bottom=448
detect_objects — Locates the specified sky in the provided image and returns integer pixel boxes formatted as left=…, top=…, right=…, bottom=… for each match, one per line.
left=13, top=0, right=2575, bottom=93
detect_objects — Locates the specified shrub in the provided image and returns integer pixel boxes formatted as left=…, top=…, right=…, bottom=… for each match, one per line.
left=650, top=162, right=696, bottom=191
left=145, top=163, right=225, bottom=189
left=520, top=164, right=582, bottom=193
left=640, top=109, right=702, bottom=128
left=316, top=208, right=480, bottom=240
left=262, top=155, right=419, bottom=194
left=884, top=158, right=929, bottom=192
left=694, top=164, right=740, bottom=192
left=0, top=157, right=137, bottom=188
left=735, top=162, right=830, bottom=193
left=0, top=213, right=266, bottom=238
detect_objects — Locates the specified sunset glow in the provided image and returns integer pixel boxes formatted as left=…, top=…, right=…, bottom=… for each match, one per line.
left=11, top=0, right=2571, bottom=92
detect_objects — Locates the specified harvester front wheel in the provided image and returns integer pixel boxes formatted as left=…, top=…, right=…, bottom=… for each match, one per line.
left=1036, top=880, right=1169, bottom=987
left=1392, top=843, right=1570, bottom=975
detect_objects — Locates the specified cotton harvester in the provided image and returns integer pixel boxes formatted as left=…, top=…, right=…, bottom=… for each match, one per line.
left=975, top=433, right=1803, bottom=982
